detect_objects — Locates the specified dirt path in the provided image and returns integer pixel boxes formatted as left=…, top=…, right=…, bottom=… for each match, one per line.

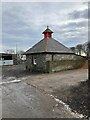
left=25, top=68, right=88, bottom=118
left=25, top=68, right=88, bottom=94
left=1, top=65, right=88, bottom=118
left=2, top=81, right=80, bottom=118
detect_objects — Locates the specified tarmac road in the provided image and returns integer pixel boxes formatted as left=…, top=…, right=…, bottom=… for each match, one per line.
left=2, top=82, right=58, bottom=118
left=1, top=64, right=83, bottom=118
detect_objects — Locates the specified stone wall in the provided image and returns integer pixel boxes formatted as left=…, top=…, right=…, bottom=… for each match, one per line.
left=26, top=53, right=86, bottom=73
left=46, top=54, right=83, bottom=61
left=26, top=55, right=32, bottom=71
left=46, top=59, right=85, bottom=73
left=26, top=54, right=47, bottom=72
left=45, top=54, right=86, bottom=73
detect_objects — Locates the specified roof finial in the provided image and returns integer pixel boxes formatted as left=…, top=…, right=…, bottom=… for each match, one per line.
left=47, top=26, right=49, bottom=29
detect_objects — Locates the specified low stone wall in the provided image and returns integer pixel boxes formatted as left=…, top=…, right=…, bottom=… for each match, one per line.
left=46, top=59, right=86, bottom=73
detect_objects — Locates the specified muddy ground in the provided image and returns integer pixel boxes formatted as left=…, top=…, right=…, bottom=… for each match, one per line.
left=1, top=64, right=88, bottom=118
left=25, top=67, right=88, bottom=117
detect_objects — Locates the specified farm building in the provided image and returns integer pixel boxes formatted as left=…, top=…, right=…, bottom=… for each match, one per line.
left=25, top=26, right=85, bottom=73
left=0, top=53, right=14, bottom=65
left=0, top=53, right=19, bottom=65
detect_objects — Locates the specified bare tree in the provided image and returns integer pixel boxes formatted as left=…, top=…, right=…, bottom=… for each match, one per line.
left=5, top=49, right=15, bottom=54
left=16, top=50, right=26, bottom=64
left=17, top=50, right=24, bottom=58
left=76, top=44, right=83, bottom=55
left=70, top=47, right=75, bottom=53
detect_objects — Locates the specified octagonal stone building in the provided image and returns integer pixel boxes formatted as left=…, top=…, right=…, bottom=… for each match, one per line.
left=25, top=26, right=85, bottom=73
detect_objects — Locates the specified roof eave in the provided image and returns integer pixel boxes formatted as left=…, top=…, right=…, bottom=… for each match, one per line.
left=25, top=51, right=74, bottom=55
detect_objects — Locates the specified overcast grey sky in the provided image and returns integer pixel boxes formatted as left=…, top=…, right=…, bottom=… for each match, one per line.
left=1, top=2, right=88, bottom=52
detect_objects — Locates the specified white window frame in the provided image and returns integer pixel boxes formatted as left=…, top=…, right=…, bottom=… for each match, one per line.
left=33, top=58, right=37, bottom=65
